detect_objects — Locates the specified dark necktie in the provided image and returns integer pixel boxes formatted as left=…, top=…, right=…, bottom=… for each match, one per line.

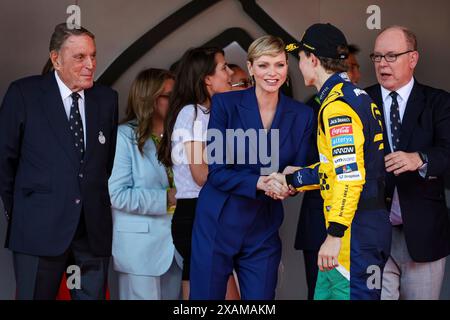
left=70, top=92, right=85, bottom=158
left=389, top=91, right=401, bottom=151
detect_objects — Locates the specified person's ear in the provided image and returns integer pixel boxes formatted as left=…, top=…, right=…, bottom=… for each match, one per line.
left=50, top=50, right=60, bottom=70
left=311, top=53, right=319, bottom=67
left=246, top=61, right=254, bottom=77
left=204, top=75, right=212, bottom=87
left=410, top=51, right=419, bottom=69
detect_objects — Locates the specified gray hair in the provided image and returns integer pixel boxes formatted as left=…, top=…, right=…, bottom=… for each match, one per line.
left=49, top=22, right=95, bottom=52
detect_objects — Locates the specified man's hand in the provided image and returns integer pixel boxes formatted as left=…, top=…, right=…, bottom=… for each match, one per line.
left=269, top=172, right=287, bottom=186
left=318, top=235, right=341, bottom=272
left=261, top=173, right=290, bottom=200
left=281, top=168, right=301, bottom=196
left=282, top=166, right=302, bottom=175
left=385, top=151, right=423, bottom=176
left=266, top=172, right=299, bottom=199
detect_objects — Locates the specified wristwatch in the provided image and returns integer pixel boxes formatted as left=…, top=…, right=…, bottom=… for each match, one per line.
left=418, top=152, right=428, bottom=166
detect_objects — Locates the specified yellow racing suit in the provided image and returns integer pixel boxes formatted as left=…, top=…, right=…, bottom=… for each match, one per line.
left=286, top=72, right=391, bottom=300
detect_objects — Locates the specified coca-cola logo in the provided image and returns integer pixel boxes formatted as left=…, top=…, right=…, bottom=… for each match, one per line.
left=330, top=125, right=353, bottom=137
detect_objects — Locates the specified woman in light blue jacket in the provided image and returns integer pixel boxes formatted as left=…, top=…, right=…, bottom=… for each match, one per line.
left=108, top=68, right=181, bottom=300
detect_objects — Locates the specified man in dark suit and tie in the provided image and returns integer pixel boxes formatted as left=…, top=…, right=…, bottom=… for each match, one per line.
left=0, top=23, right=118, bottom=299
left=366, top=26, right=450, bottom=299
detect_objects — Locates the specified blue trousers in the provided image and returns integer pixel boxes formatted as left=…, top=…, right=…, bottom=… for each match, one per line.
left=190, top=197, right=282, bottom=300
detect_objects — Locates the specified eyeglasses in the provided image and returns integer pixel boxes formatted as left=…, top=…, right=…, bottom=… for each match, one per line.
left=370, top=50, right=414, bottom=63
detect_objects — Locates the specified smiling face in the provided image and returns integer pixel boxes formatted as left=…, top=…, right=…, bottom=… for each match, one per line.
left=247, top=52, right=288, bottom=94
left=51, top=34, right=97, bottom=92
left=373, top=28, right=418, bottom=91
left=205, top=52, right=233, bottom=96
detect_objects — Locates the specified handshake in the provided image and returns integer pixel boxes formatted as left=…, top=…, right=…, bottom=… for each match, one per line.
left=257, top=166, right=302, bottom=200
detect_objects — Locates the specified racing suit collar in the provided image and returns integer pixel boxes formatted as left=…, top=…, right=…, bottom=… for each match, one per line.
left=317, top=72, right=350, bottom=105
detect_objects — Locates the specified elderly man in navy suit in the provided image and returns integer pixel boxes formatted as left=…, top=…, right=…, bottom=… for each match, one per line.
left=0, top=23, right=118, bottom=300
left=366, top=26, right=450, bottom=300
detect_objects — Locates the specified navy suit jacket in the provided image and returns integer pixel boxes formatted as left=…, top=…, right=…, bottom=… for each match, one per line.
left=366, top=80, right=450, bottom=262
left=0, top=72, right=118, bottom=256
left=295, top=95, right=326, bottom=251
left=195, top=87, right=313, bottom=242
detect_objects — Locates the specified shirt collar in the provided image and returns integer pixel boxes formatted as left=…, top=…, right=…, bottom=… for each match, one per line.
left=381, top=77, right=414, bottom=104
left=54, top=71, right=85, bottom=101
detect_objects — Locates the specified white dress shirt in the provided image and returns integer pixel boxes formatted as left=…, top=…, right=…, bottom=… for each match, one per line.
left=381, top=77, right=414, bottom=225
left=54, top=71, right=87, bottom=147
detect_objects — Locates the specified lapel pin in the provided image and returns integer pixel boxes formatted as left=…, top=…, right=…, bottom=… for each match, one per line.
left=98, top=131, right=106, bottom=144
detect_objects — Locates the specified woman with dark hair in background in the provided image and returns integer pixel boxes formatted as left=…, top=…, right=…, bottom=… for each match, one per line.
left=157, top=46, right=238, bottom=300
left=108, top=68, right=182, bottom=300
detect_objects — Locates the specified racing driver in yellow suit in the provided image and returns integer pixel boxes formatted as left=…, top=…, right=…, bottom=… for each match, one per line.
left=272, top=23, right=392, bottom=300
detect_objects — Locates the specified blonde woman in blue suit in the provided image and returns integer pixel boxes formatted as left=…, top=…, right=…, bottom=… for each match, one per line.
left=108, top=69, right=182, bottom=300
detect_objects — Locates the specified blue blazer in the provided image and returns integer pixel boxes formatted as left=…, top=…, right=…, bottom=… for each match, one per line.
left=194, top=87, right=314, bottom=249
left=295, top=96, right=326, bottom=251
left=0, top=72, right=118, bottom=256
left=108, top=123, right=181, bottom=276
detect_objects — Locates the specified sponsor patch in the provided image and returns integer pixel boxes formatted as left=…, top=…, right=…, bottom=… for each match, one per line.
left=335, top=163, right=358, bottom=175
left=339, top=72, right=351, bottom=82
left=337, top=171, right=363, bottom=181
left=331, top=135, right=354, bottom=147
left=319, top=153, right=329, bottom=163
left=353, top=88, right=368, bottom=96
left=333, top=154, right=357, bottom=166
left=328, top=116, right=352, bottom=127
left=332, top=145, right=355, bottom=156
left=330, top=125, right=353, bottom=137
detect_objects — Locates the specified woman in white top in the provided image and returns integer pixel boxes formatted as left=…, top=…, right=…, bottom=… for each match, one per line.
left=158, top=47, right=236, bottom=300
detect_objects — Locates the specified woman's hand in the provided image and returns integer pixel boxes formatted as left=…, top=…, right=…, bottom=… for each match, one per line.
left=167, top=188, right=177, bottom=207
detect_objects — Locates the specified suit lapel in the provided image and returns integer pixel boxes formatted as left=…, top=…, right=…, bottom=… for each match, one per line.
left=40, top=73, right=79, bottom=166
left=399, top=82, right=424, bottom=150
left=236, top=89, right=261, bottom=156
left=236, top=89, right=295, bottom=167
left=83, top=88, right=100, bottom=165
left=146, top=139, right=169, bottom=186
left=237, top=88, right=263, bottom=131
left=370, top=85, right=391, bottom=155
left=270, top=93, right=295, bottom=150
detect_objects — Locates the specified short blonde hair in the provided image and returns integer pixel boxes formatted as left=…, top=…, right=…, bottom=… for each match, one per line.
left=247, top=35, right=287, bottom=63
